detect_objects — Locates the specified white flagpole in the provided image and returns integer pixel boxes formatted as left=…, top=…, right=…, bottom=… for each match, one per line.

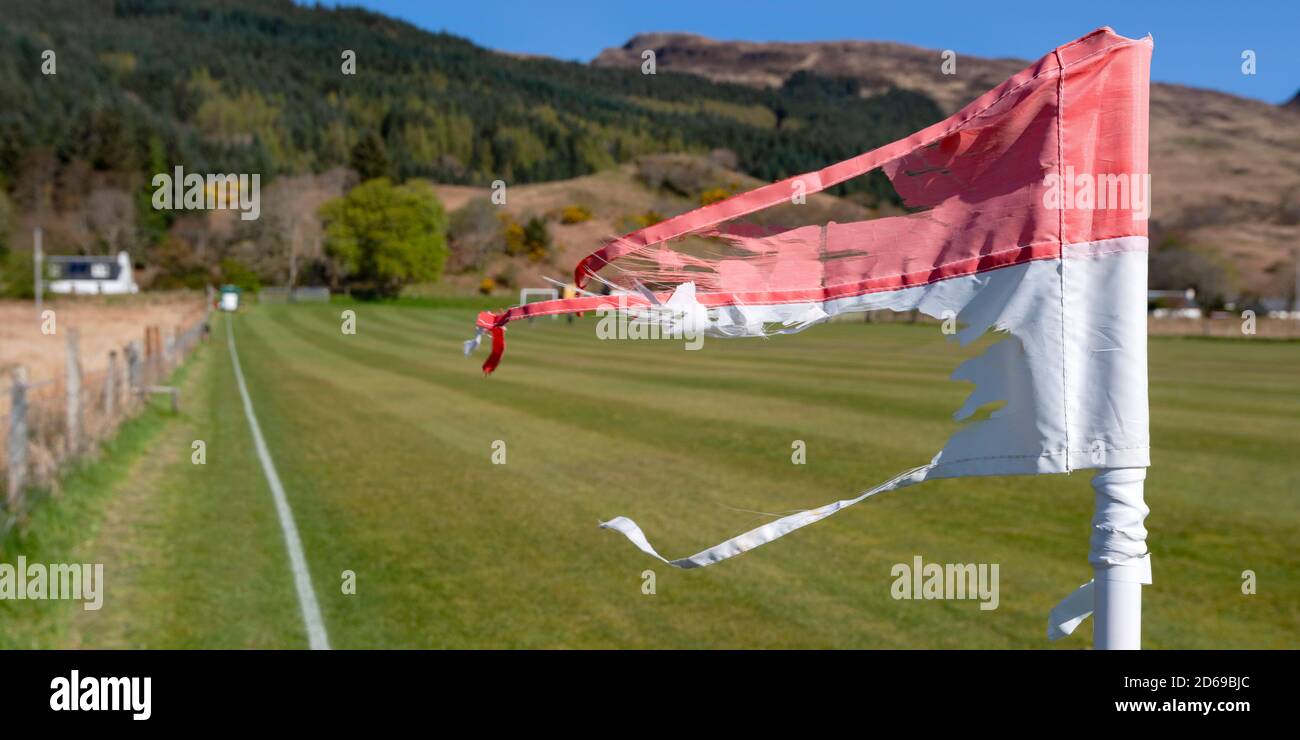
left=1089, top=468, right=1150, bottom=650
left=1095, top=577, right=1142, bottom=649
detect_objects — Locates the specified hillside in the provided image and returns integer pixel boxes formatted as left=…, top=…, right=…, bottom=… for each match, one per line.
left=0, top=0, right=939, bottom=233
left=0, top=0, right=950, bottom=297
left=1, top=3, right=1295, bottom=303
left=432, top=153, right=881, bottom=296
left=596, top=33, right=1300, bottom=302
left=595, top=33, right=1028, bottom=113
left=0, top=1, right=941, bottom=189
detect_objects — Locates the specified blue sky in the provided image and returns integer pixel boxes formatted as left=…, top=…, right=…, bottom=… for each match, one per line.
left=317, top=0, right=1298, bottom=104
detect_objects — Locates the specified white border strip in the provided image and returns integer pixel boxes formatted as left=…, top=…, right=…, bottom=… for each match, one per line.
left=226, top=318, right=331, bottom=650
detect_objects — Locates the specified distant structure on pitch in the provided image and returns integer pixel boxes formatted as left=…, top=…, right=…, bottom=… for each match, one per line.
left=219, top=285, right=242, bottom=312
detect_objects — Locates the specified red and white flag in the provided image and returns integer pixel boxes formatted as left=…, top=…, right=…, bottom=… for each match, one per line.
left=467, top=28, right=1153, bottom=632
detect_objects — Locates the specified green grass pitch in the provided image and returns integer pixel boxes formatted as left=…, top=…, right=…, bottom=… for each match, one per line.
left=3, top=303, right=1296, bottom=648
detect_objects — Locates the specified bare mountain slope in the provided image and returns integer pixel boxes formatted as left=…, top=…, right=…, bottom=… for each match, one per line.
left=596, top=33, right=1026, bottom=112
left=436, top=154, right=877, bottom=296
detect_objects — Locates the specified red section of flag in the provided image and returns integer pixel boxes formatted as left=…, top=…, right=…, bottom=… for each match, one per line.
left=473, top=27, right=1151, bottom=374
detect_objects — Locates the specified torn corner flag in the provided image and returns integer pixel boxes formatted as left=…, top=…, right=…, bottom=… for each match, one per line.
left=465, top=28, right=1153, bottom=600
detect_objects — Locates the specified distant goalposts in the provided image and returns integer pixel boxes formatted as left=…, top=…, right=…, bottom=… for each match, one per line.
left=519, top=288, right=559, bottom=320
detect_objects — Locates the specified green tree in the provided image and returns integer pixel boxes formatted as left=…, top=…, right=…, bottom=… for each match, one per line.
left=0, top=250, right=35, bottom=298
left=136, top=136, right=172, bottom=250
left=1149, top=236, right=1232, bottom=311
left=521, top=215, right=551, bottom=261
left=0, top=189, right=12, bottom=257
left=319, top=178, right=447, bottom=297
left=220, top=257, right=262, bottom=293
left=350, top=131, right=390, bottom=181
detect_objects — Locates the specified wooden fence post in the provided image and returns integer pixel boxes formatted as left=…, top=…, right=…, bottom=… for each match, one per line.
left=143, top=326, right=153, bottom=385
left=126, top=341, right=141, bottom=396
left=6, top=368, right=28, bottom=514
left=148, top=326, right=161, bottom=382
left=104, top=349, right=118, bottom=419
left=66, top=328, right=82, bottom=457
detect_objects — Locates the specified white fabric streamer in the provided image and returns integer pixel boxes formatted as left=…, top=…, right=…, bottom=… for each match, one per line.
left=601, top=465, right=933, bottom=569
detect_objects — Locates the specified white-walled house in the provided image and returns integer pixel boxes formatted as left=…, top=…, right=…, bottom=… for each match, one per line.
left=46, top=252, right=139, bottom=295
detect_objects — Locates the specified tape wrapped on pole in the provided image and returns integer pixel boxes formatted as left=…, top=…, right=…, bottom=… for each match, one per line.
left=1048, top=468, right=1151, bottom=642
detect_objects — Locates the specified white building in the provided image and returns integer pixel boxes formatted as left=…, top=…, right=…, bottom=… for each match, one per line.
left=46, top=252, right=139, bottom=295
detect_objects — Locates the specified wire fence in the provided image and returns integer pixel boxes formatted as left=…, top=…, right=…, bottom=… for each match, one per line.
left=1, top=309, right=212, bottom=534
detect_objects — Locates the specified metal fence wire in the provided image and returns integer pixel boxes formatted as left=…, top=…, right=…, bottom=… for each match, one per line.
left=1, top=309, right=211, bottom=532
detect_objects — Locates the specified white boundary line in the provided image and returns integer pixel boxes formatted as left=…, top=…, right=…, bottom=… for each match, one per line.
left=226, top=318, right=331, bottom=650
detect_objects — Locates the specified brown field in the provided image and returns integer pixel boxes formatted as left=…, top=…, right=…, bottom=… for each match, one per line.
left=1147, top=316, right=1300, bottom=339
left=0, top=293, right=210, bottom=390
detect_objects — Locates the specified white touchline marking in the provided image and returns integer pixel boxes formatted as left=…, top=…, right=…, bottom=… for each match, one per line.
left=226, top=318, right=331, bottom=650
